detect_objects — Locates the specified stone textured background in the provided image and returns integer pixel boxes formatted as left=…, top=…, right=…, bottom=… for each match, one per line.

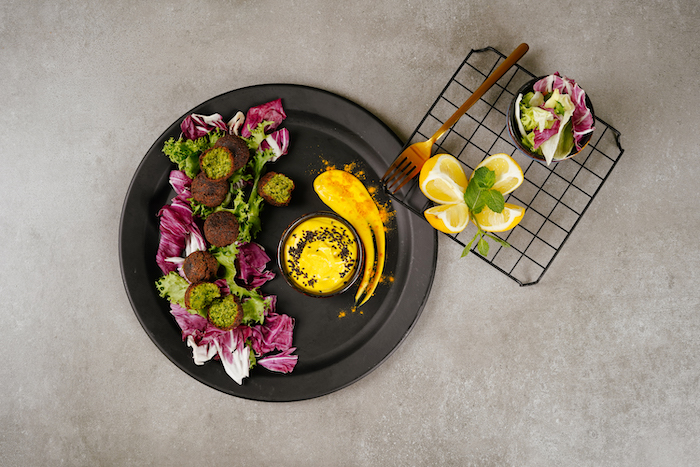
left=2, top=0, right=699, bottom=465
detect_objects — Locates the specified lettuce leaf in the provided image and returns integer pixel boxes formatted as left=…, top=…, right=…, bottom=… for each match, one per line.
left=241, top=296, right=267, bottom=325
left=540, top=120, right=575, bottom=163
left=231, top=188, right=264, bottom=243
left=521, top=130, right=537, bottom=152
left=569, top=82, right=595, bottom=149
left=210, top=243, right=240, bottom=286
left=155, top=272, right=188, bottom=308
left=162, top=130, right=224, bottom=179
left=521, top=91, right=544, bottom=107
left=171, top=303, right=251, bottom=383
left=521, top=105, right=555, bottom=132
left=539, top=91, right=576, bottom=164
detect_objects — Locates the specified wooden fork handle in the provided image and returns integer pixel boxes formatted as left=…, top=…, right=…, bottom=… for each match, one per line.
left=429, top=42, right=529, bottom=144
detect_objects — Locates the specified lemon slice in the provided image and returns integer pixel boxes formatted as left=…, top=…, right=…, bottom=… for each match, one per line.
left=473, top=153, right=524, bottom=195
left=419, top=154, right=468, bottom=204
left=472, top=203, right=525, bottom=232
left=423, top=202, right=470, bottom=234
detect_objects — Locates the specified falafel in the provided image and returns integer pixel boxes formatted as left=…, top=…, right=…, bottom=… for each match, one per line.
left=184, top=281, right=221, bottom=311
left=183, top=250, right=219, bottom=283
left=214, top=134, right=250, bottom=171
left=199, top=146, right=235, bottom=181
left=258, top=172, right=295, bottom=207
left=203, top=210, right=240, bottom=247
left=191, top=172, right=229, bottom=208
left=207, top=294, right=243, bottom=330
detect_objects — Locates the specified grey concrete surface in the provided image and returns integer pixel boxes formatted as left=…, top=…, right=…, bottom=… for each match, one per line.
left=2, top=0, right=699, bottom=465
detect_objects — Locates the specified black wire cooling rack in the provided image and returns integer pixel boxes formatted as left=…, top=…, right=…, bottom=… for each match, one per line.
left=386, top=46, right=625, bottom=286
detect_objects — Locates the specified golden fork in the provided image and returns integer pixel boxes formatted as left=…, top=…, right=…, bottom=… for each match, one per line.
left=382, top=43, right=529, bottom=193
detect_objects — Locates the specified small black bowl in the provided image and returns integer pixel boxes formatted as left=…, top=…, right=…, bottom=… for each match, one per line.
left=277, top=211, right=364, bottom=298
left=507, top=75, right=595, bottom=163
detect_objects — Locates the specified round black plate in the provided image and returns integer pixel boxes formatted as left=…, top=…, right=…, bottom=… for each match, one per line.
left=119, top=84, right=437, bottom=401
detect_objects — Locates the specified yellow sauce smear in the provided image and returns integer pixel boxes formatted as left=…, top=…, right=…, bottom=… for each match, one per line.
left=282, top=216, right=359, bottom=295
left=313, top=170, right=386, bottom=305
left=319, top=159, right=395, bottom=232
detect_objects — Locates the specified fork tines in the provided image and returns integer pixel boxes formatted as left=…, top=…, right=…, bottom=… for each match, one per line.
left=381, top=157, right=418, bottom=193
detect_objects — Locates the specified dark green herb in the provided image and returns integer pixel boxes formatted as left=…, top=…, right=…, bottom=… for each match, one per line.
left=461, top=167, right=511, bottom=258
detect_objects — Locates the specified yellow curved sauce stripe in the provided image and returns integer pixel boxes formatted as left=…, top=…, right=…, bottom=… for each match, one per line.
left=359, top=209, right=385, bottom=306
left=313, top=170, right=386, bottom=305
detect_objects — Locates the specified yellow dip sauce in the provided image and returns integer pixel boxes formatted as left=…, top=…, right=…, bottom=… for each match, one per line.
left=282, top=215, right=359, bottom=295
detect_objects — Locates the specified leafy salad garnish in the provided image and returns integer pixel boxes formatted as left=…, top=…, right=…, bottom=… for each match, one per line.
left=515, top=72, right=595, bottom=165
left=154, top=99, right=297, bottom=385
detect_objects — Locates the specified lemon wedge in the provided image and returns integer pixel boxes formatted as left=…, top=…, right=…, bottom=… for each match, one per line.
left=419, top=154, right=468, bottom=204
left=473, top=153, right=524, bottom=195
left=423, top=202, right=470, bottom=234
left=472, top=203, right=525, bottom=232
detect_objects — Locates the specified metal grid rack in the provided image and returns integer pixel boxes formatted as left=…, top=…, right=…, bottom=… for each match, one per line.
left=387, top=47, right=625, bottom=286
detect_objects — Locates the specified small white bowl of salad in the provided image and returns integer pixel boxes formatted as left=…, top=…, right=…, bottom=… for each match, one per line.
left=507, top=73, right=595, bottom=165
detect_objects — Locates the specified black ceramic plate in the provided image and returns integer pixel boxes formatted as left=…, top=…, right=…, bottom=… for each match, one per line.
left=119, top=84, right=437, bottom=401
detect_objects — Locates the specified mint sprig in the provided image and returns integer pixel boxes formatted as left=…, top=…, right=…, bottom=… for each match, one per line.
left=461, top=167, right=511, bottom=257
left=464, top=167, right=504, bottom=214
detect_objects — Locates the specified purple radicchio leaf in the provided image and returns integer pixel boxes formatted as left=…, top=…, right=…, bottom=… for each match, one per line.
left=155, top=171, right=206, bottom=274
left=249, top=312, right=295, bottom=356
left=236, top=242, right=275, bottom=288
left=259, top=127, right=290, bottom=162
left=258, top=347, right=298, bottom=373
left=240, top=99, right=287, bottom=138
left=181, top=113, right=228, bottom=140
left=533, top=73, right=595, bottom=150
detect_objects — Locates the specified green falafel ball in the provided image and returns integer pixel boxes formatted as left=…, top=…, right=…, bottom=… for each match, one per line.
left=207, top=294, right=243, bottom=330
left=200, top=147, right=235, bottom=181
left=185, top=282, right=221, bottom=311
left=258, top=172, right=295, bottom=206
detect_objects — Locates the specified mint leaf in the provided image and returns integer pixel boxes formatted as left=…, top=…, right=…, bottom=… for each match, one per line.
left=486, top=233, right=510, bottom=248
left=463, top=180, right=480, bottom=207
left=472, top=166, right=495, bottom=190
left=460, top=166, right=516, bottom=259
left=465, top=167, right=499, bottom=214
left=472, top=198, right=488, bottom=214
left=482, top=189, right=505, bottom=214
left=477, top=236, right=489, bottom=256
left=461, top=231, right=480, bottom=257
